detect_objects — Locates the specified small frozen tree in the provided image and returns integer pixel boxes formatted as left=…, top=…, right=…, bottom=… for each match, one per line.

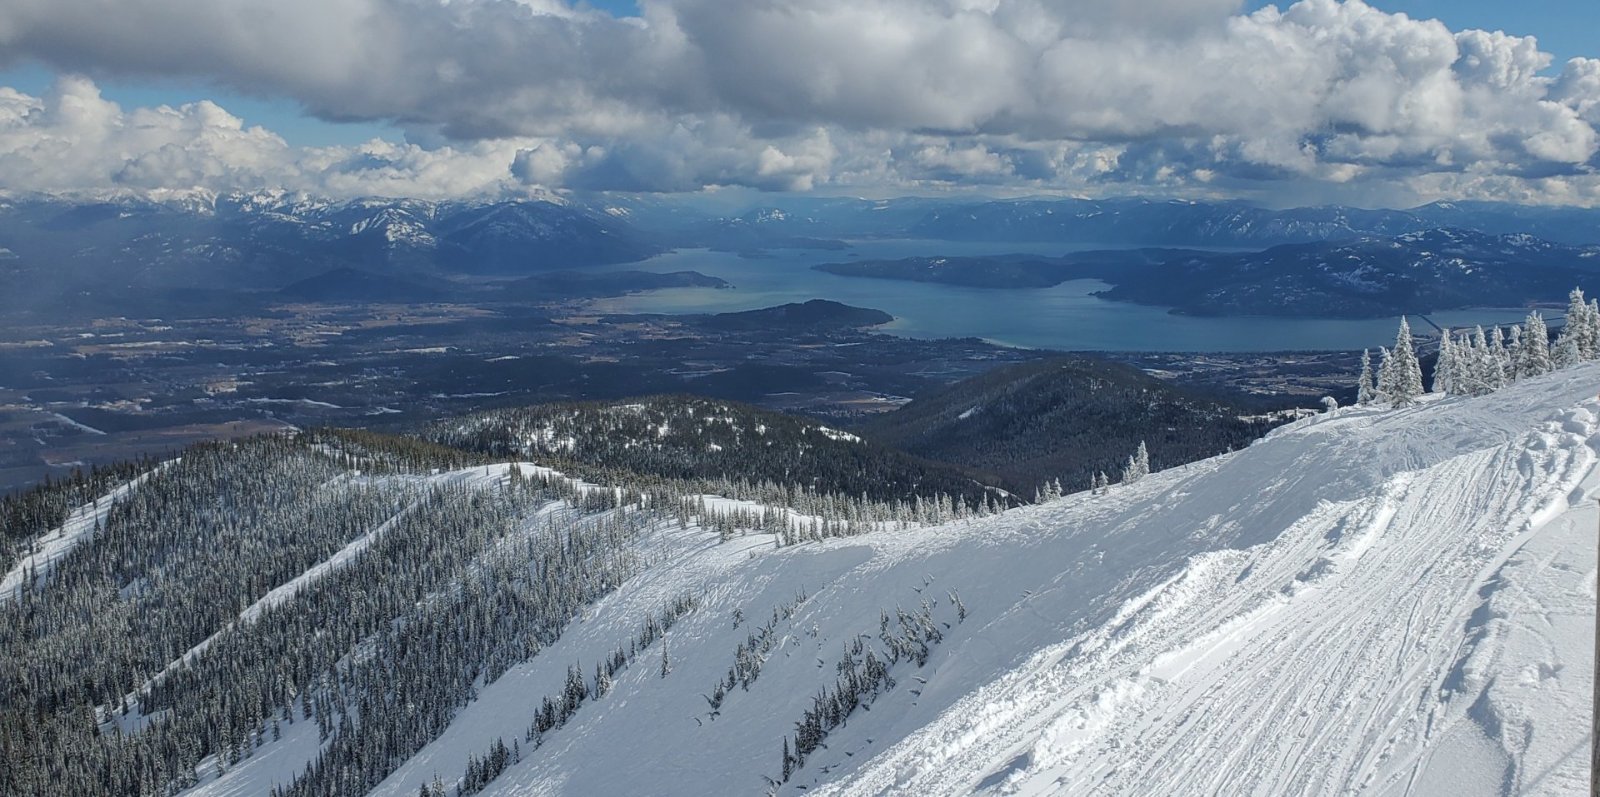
left=1356, top=349, right=1376, bottom=404
left=1454, top=329, right=1494, bottom=397
left=1374, top=345, right=1394, bottom=404
left=1505, top=324, right=1522, bottom=381
left=1554, top=333, right=1581, bottom=369
left=1120, top=441, right=1150, bottom=484
left=1562, top=288, right=1597, bottom=360
left=1518, top=311, right=1551, bottom=378
left=1482, top=326, right=1507, bottom=391
left=1385, top=318, right=1424, bottom=407
left=1591, top=298, right=1600, bottom=358
left=1431, top=333, right=1455, bottom=394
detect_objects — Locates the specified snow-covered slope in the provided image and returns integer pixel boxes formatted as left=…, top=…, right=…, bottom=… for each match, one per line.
left=198, top=365, right=1597, bottom=797
left=1, top=462, right=173, bottom=601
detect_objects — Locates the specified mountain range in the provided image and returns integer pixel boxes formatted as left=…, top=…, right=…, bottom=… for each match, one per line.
left=819, top=228, right=1600, bottom=318
left=7, top=190, right=1600, bottom=319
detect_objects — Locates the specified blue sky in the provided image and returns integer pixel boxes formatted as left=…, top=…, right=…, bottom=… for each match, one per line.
left=1246, top=0, right=1598, bottom=65
left=2, top=0, right=1591, bottom=148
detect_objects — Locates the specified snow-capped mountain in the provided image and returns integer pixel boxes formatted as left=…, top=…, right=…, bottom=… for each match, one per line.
left=909, top=196, right=1600, bottom=248
left=1094, top=228, right=1600, bottom=317
left=0, top=192, right=657, bottom=289
left=7, top=360, right=1593, bottom=796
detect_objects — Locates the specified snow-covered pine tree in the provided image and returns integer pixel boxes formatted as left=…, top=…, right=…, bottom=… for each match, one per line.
left=1452, top=331, right=1480, bottom=396
left=1554, top=333, right=1581, bottom=368
left=1483, top=326, right=1507, bottom=391
left=1562, top=288, right=1597, bottom=360
left=1431, top=334, right=1454, bottom=394
left=1357, top=349, right=1376, bottom=404
left=1505, top=324, right=1522, bottom=381
left=1120, top=441, right=1151, bottom=484
left=1374, top=345, right=1395, bottom=404
left=1388, top=318, right=1423, bottom=407
left=1518, top=311, right=1551, bottom=378
left=1588, top=297, right=1600, bottom=360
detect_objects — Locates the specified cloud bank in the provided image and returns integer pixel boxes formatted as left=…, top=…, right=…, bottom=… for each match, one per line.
left=0, top=0, right=1597, bottom=204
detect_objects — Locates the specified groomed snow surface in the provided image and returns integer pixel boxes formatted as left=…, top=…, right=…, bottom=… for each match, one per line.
left=175, top=364, right=1597, bottom=796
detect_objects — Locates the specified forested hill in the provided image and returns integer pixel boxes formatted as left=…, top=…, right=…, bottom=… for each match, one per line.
left=426, top=395, right=1006, bottom=505
left=865, top=357, right=1299, bottom=494
left=0, top=425, right=1001, bottom=797
left=5, top=357, right=1592, bottom=797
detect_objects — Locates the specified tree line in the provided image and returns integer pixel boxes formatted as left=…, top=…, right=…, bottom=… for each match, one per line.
left=1357, top=287, right=1599, bottom=407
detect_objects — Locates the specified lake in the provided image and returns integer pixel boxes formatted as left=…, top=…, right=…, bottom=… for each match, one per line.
left=587, top=240, right=1535, bottom=352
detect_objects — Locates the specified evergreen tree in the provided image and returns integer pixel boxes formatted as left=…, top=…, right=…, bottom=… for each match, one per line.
left=1554, top=333, right=1581, bottom=368
left=1518, top=311, right=1552, bottom=379
left=1385, top=318, right=1423, bottom=407
left=1591, top=298, right=1600, bottom=358
left=1120, top=441, right=1151, bottom=484
left=1505, top=324, right=1523, bottom=381
left=1374, top=345, right=1394, bottom=405
left=1431, top=335, right=1454, bottom=395
left=1451, top=331, right=1481, bottom=396
left=1479, top=326, right=1506, bottom=392
left=1356, top=349, right=1376, bottom=404
left=1563, top=288, right=1597, bottom=360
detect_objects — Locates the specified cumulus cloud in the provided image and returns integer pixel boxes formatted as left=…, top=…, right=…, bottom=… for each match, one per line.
left=0, top=0, right=1597, bottom=203
left=0, top=77, right=564, bottom=198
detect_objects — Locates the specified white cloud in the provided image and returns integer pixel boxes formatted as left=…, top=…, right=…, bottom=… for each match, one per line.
left=0, top=0, right=1596, bottom=203
left=0, top=77, right=561, bottom=198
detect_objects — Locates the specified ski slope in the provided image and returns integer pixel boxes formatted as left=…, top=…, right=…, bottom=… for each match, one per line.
left=1, top=462, right=173, bottom=602
left=189, top=365, right=1597, bottom=797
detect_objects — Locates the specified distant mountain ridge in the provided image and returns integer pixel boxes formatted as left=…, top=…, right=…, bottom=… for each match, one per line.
left=818, top=227, right=1600, bottom=318
left=0, top=191, right=657, bottom=291
left=908, top=196, right=1600, bottom=247
left=1094, top=228, right=1600, bottom=317
left=6, top=190, right=1600, bottom=319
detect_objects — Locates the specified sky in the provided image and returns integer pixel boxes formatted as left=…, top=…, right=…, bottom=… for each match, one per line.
left=0, top=0, right=1597, bottom=207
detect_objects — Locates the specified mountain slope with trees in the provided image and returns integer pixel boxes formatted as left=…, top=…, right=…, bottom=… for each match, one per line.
left=864, top=357, right=1295, bottom=494
left=3, top=363, right=1595, bottom=797
left=426, top=395, right=1005, bottom=506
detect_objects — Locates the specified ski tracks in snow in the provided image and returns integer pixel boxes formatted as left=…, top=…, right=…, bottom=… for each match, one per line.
left=829, top=401, right=1600, bottom=797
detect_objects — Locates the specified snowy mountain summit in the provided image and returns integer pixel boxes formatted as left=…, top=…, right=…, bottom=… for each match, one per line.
left=315, top=366, right=1595, bottom=795
left=15, top=366, right=1596, bottom=797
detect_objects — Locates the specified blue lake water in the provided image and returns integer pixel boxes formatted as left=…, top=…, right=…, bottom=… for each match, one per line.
left=587, top=240, right=1534, bottom=352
